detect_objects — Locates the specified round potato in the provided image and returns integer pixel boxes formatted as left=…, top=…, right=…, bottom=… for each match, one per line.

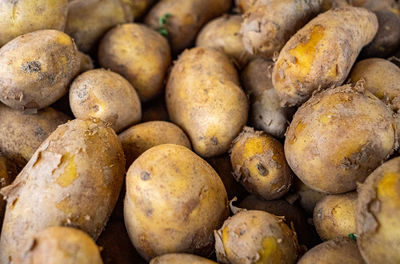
left=0, top=30, right=80, bottom=110
left=15, top=226, right=103, bottom=264
left=231, top=127, right=292, bottom=200
left=98, top=23, right=171, bottom=102
left=124, top=144, right=228, bottom=260
left=0, top=0, right=68, bottom=47
left=150, top=254, right=217, bottom=264
left=285, top=84, right=397, bottom=194
left=215, top=210, right=299, bottom=264
left=70, top=69, right=141, bottom=132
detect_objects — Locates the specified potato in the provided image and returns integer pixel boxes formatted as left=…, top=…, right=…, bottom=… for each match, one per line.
left=166, top=47, right=248, bottom=158
left=285, top=84, right=397, bottom=194
left=292, top=177, right=327, bottom=215
left=142, top=96, right=170, bottom=122
left=356, top=156, right=400, bottom=264
left=350, top=58, right=400, bottom=111
left=77, top=51, right=94, bottom=74
left=65, top=0, right=134, bottom=53
left=0, top=0, right=68, bottom=47
left=273, top=6, right=378, bottom=106
left=240, top=0, right=322, bottom=58
left=349, top=0, right=396, bottom=10
left=231, top=127, right=292, bottom=200
left=98, top=23, right=171, bottom=102
left=235, top=0, right=257, bottom=13
left=215, top=210, right=299, bottom=264
left=196, top=15, right=253, bottom=68
left=297, top=238, right=364, bottom=264
left=0, top=119, right=125, bottom=262
left=124, top=144, right=228, bottom=260
left=241, top=58, right=292, bottom=138
left=0, top=30, right=80, bottom=110
left=0, top=104, right=70, bottom=169
left=321, top=0, right=349, bottom=11
left=144, top=0, right=231, bottom=53
left=150, top=254, right=217, bottom=264
left=70, top=69, right=142, bottom=132
left=118, top=121, right=191, bottom=167
left=131, top=0, right=157, bottom=19
left=313, top=192, right=357, bottom=241
left=15, top=226, right=103, bottom=264
left=0, top=155, right=14, bottom=230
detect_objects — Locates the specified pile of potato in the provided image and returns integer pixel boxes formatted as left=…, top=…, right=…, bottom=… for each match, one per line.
left=0, top=0, right=399, bottom=263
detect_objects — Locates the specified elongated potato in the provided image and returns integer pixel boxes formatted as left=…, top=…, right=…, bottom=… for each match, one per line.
left=166, top=47, right=248, bottom=158
left=144, top=0, right=231, bottom=53
left=0, top=0, right=68, bottom=47
left=124, top=144, right=228, bottom=260
left=273, top=6, right=378, bottom=106
left=15, top=226, right=103, bottom=264
left=0, top=119, right=125, bottom=263
left=150, top=254, right=217, bottom=264
left=356, top=157, right=400, bottom=264
left=0, top=30, right=81, bottom=110
left=98, top=23, right=171, bottom=102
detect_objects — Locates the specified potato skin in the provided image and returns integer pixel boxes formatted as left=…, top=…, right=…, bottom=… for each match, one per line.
left=70, top=69, right=142, bottom=132
left=0, top=104, right=70, bottom=169
left=118, top=121, right=191, bottom=167
left=0, top=30, right=80, bottom=110
left=166, top=47, right=248, bottom=158
left=215, top=210, right=299, bottom=264
left=273, top=6, right=378, bottom=106
left=285, top=85, right=397, bottom=194
left=144, top=0, right=231, bottom=53
left=0, top=0, right=68, bottom=47
left=0, top=119, right=125, bottom=263
left=231, top=127, right=292, bottom=200
left=15, top=226, right=103, bottom=264
left=98, top=23, right=171, bottom=102
left=150, top=254, right=217, bottom=264
left=356, top=157, right=400, bottom=264
left=124, top=144, right=228, bottom=260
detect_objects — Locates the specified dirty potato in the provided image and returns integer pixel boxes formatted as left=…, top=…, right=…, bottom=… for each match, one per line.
left=150, top=254, right=217, bottom=264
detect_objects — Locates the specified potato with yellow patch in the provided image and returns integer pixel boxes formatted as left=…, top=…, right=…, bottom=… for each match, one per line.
left=70, top=69, right=141, bottom=132
left=150, top=254, right=217, bottom=264
left=0, top=119, right=125, bottom=263
left=215, top=210, right=299, bottom=264
left=15, top=226, right=103, bottom=264
left=285, top=84, right=397, bottom=194
left=98, top=23, right=171, bottom=102
left=231, top=127, right=292, bottom=200
left=166, top=47, right=248, bottom=158
left=314, top=192, right=357, bottom=240
left=0, top=0, right=68, bottom=47
left=273, top=6, right=378, bottom=106
left=124, top=144, right=228, bottom=260
left=356, top=156, right=400, bottom=264
left=0, top=30, right=80, bottom=110
left=118, top=121, right=191, bottom=167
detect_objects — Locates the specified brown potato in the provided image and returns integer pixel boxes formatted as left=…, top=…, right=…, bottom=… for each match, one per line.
left=150, top=254, right=217, bottom=264
left=349, top=0, right=396, bottom=10
left=131, top=0, right=157, bottom=19
left=98, top=23, right=171, bottom=102
left=77, top=51, right=94, bottom=73
left=0, top=30, right=80, bottom=110
left=0, top=155, right=14, bottom=230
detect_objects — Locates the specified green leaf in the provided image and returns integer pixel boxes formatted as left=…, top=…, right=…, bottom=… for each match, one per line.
left=159, top=13, right=172, bottom=26
left=348, top=233, right=357, bottom=241
left=158, top=28, right=169, bottom=37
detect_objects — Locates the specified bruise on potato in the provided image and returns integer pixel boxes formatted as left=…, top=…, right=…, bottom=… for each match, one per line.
left=124, top=144, right=228, bottom=261
left=150, top=253, right=217, bottom=264
left=272, top=6, right=378, bottom=106
left=356, top=156, right=400, bottom=264
left=285, top=84, right=397, bottom=194
left=0, top=30, right=81, bottom=110
left=0, top=119, right=126, bottom=263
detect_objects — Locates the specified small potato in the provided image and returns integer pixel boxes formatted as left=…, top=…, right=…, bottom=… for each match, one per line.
left=297, top=238, right=364, bottom=264
left=166, top=47, right=248, bottom=158
left=124, top=144, right=228, bottom=260
left=70, top=69, right=142, bottom=132
left=356, top=156, right=400, bottom=264
left=77, top=51, right=94, bottom=74
left=118, top=121, right=191, bottom=167
left=15, top=226, right=103, bottom=264
left=196, top=15, right=253, bottom=68
left=231, top=127, right=292, bottom=200
left=144, top=0, right=231, bottom=53
left=285, top=85, right=397, bottom=194
left=0, top=0, right=68, bottom=47
left=273, top=6, right=378, bottom=106
left=0, top=30, right=81, bottom=110
left=150, top=254, right=217, bottom=264
left=314, top=192, right=357, bottom=241
left=131, top=0, right=157, bottom=19
left=215, top=210, right=299, bottom=264
left=292, top=177, right=327, bottom=215
left=0, top=119, right=125, bottom=262
left=348, top=0, right=396, bottom=10
left=142, top=97, right=170, bottom=122
left=98, top=23, right=171, bottom=102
